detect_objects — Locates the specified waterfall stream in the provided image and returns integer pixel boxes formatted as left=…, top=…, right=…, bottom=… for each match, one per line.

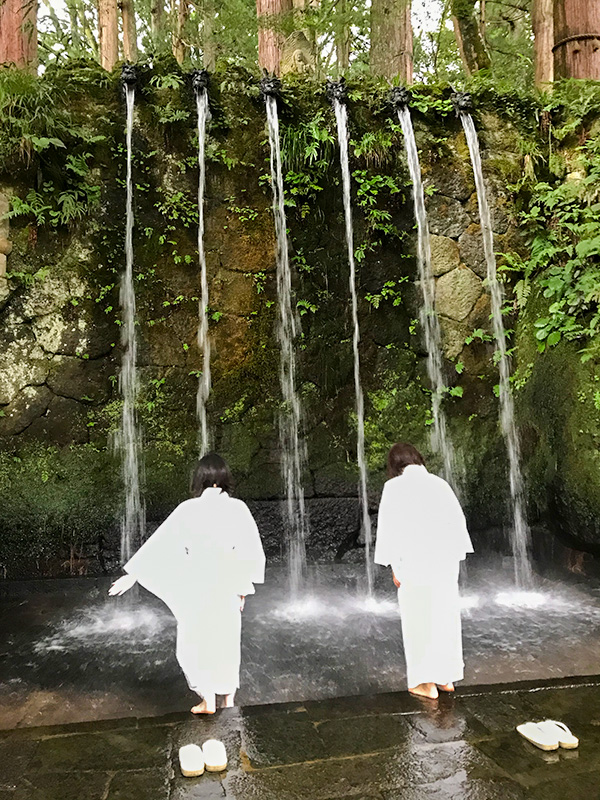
left=195, top=83, right=211, bottom=455
left=460, top=112, right=532, bottom=587
left=264, top=94, right=308, bottom=597
left=118, top=82, right=145, bottom=565
left=397, top=105, right=458, bottom=487
left=332, top=96, right=373, bottom=596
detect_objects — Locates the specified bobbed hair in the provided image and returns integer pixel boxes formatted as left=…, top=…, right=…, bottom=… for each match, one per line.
left=191, top=452, right=234, bottom=497
left=387, top=442, right=426, bottom=478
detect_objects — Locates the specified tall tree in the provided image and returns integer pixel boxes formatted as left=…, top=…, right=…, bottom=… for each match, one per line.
left=370, top=0, right=413, bottom=83
left=203, top=0, right=217, bottom=69
left=532, top=0, right=553, bottom=86
left=171, top=0, right=188, bottom=63
left=0, top=0, right=38, bottom=71
left=98, top=0, right=119, bottom=69
left=120, top=0, right=138, bottom=61
left=554, top=0, right=600, bottom=80
left=451, top=0, right=491, bottom=74
left=335, top=0, right=350, bottom=73
left=257, top=0, right=292, bottom=74
left=150, top=0, right=164, bottom=34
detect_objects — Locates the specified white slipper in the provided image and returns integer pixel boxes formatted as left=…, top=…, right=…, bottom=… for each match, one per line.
left=516, top=722, right=560, bottom=751
left=202, top=739, right=227, bottom=772
left=538, top=720, right=579, bottom=749
left=179, top=744, right=205, bottom=777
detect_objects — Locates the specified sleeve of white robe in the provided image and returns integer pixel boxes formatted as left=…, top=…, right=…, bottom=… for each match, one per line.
left=374, top=481, right=398, bottom=569
left=123, top=501, right=190, bottom=612
left=231, top=500, right=265, bottom=597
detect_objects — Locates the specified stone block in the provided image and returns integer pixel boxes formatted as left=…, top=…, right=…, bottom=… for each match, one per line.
left=459, top=224, right=487, bottom=279
left=0, top=253, right=6, bottom=276
left=47, top=356, right=113, bottom=403
left=430, top=235, right=460, bottom=277
left=0, top=385, right=52, bottom=437
left=0, top=192, right=10, bottom=240
left=0, top=337, right=49, bottom=405
left=439, top=318, right=469, bottom=360
left=435, top=266, right=483, bottom=322
left=0, top=237, right=12, bottom=255
left=426, top=195, right=471, bottom=239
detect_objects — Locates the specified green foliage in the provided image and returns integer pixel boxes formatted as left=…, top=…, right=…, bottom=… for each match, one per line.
left=0, top=444, right=119, bottom=576
left=506, top=124, right=600, bottom=355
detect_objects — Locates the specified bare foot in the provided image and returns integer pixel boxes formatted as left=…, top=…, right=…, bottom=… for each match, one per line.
left=437, top=683, right=455, bottom=693
left=191, top=699, right=216, bottom=715
left=409, top=683, right=439, bottom=699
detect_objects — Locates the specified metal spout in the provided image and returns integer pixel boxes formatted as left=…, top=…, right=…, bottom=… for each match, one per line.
left=121, top=64, right=137, bottom=87
left=388, top=86, right=411, bottom=110
left=326, top=78, right=347, bottom=105
left=191, top=68, right=210, bottom=93
left=451, top=91, right=473, bottom=116
left=260, top=69, right=281, bottom=99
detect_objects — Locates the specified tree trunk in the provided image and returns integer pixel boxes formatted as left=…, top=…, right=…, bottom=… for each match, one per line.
left=0, top=0, right=38, bottom=71
left=335, top=0, right=350, bottom=74
left=150, top=0, right=163, bottom=34
left=451, top=0, right=491, bottom=74
left=119, top=0, right=138, bottom=61
left=203, top=0, right=216, bottom=70
left=171, top=0, right=188, bottom=64
left=98, top=0, right=119, bottom=69
left=553, top=0, right=600, bottom=80
left=370, top=0, right=413, bottom=83
left=532, top=0, right=553, bottom=86
left=257, top=0, right=292, bottom=75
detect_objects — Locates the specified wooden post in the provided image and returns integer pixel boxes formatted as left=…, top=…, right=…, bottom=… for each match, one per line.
left=553, top=0, right=600, bottom=80
left=370, top=0, right=413, bottom=83
left=532, top=0, right=554, bottom=87
left=98, top=0, right=119, bottom=70
left=0, top=0, right=38, bottom=71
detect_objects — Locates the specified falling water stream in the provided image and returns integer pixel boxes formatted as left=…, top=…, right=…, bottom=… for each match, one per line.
left=264, top=90, right=308, bottom=597
left=459, top=111, right=532, bottom=587
left=118, top=78, right=145, bottom=565
left=194, top=76, right=211, bottom=455
left=396, top=103, right=458, bottom=487
left=331, top=93, right=373, bottom=596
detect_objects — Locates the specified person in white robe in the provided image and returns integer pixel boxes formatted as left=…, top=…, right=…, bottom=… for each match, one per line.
left=374, top=442, right=473, bottom=700
left=109, top=453, right=265, bottom=714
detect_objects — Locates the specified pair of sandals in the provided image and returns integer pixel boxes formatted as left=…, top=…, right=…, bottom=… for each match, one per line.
left=179, top=739, right=227, bottom=777
left=516, top=720, right=579, bottom=751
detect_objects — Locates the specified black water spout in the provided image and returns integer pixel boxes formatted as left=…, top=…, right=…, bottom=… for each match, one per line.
left=191, top=69, right=210, bottom=94
left=451, top=90, right=473, bottom=116
left=260, top=69, right=281, bottom=99
left=388, top=86, right=411, bottom=111
left=121, top=64, right=137, bottom=88
left=326, top=78, right=347, bottom=105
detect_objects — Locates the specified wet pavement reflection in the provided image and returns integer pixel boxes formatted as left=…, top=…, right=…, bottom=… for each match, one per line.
left=1, top=680, right=599, bottom=799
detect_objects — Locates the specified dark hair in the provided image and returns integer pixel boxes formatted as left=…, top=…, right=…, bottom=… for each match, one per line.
left=387, top=442, right=425, bottom=478
left=191, top=452, right=234, bottom=497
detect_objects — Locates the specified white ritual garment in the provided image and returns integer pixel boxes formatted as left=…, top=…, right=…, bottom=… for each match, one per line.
left=124, top=488, right=265, bottom=697
left=374, top=465, right=473, bottom=688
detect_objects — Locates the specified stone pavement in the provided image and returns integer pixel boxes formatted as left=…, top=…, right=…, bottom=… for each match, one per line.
left=2, top=678, right=600, bottom=800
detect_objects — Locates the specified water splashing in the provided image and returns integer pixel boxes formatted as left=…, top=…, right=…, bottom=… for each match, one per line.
left=118, top=77, right=145, bottom=565
left=193, top=73, right=212, bottom=456
left=330, top=89, right=373, bottom=596
left=263, top=88, right=308, bottom=597
left=459, top=110, right=532, bottom=587
left=396, top=102, right=458, bottom=487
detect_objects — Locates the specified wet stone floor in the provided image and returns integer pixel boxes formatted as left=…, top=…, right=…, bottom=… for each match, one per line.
left=2, top=679, right=600, bottom=800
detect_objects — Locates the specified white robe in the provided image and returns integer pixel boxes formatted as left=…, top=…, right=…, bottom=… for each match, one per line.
left=124, top=488, right=265, bottom=697
left=374, top=465, right=473, bottom=688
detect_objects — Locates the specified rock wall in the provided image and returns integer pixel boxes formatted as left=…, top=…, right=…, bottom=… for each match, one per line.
left=0, top=69, right=536, bottom=576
